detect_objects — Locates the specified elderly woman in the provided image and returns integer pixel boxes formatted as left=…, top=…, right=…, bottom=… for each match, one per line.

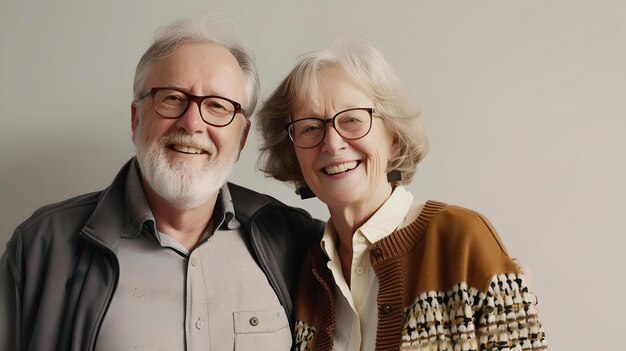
left=257, top=41, right=547, bottom=351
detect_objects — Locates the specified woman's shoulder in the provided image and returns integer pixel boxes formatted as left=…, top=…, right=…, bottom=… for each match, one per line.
left=422, top=201, right=510, bottom=255
left=411, top=201, right=519, bottom=291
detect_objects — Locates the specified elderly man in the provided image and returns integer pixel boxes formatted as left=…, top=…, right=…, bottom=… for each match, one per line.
left=0, top=17, right=322, bottom=351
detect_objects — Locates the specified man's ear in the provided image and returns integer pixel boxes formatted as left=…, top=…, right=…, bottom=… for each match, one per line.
left=131, top=102, right=139, bottom=145
left=236, top=119, right=251, bottom=161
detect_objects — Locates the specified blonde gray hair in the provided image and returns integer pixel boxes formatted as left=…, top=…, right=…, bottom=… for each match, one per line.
left=256, top=40, right=429, bottom=189
left=132, top=15, right=259, bottom=116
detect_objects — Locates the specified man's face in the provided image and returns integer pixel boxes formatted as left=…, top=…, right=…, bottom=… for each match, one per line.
left=131, top=42, right=250, bottom=209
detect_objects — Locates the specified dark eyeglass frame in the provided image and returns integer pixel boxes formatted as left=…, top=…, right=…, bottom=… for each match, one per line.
left=138, top=87, right=247, bottom=127
left=284, top=107, right=375, bottom=149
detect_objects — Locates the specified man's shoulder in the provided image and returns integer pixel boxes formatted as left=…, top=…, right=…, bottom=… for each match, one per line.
left=227, top=182, right=323, bottom=227
left=228, top=182, right=298, bottom=214
left=15, top=190, right=104, bottom=239
left=227, top=182, right=279, bottom=203
left=227, top=182, right=324, bottom=256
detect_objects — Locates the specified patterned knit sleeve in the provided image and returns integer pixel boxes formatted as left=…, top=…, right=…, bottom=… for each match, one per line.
left=476, top=273, right=547, bottom=350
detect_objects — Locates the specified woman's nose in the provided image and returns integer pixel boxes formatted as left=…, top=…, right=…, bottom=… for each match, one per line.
left=320, top=124, right=347, bottom=154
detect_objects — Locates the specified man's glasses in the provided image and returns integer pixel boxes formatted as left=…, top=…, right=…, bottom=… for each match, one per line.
left=138, top=87, right=246, bottom=127
left=284, top=108, right=375, bottom=148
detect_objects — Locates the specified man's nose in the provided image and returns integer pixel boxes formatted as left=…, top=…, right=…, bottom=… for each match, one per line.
left=176, top=101, right=205, bottom=134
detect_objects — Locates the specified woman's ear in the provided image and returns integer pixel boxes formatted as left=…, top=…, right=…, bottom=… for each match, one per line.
left=390, top=136, right=401, bottom=162
left=386, top=137, right=402, bottom=182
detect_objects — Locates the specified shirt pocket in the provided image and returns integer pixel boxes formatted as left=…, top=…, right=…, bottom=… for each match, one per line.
left=233, top=308, right=292, bottom=351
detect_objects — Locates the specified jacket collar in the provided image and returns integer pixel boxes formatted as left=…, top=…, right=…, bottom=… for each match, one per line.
left=80, top=158, right=135, bottom=252
left=123, top=158, right=156, bottom=239
left=80, top=157, right=240, bottom=252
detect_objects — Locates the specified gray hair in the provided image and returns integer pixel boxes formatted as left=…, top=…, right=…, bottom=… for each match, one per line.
left=132, top=15, right=259, bottom=116
left=256, top=39, right=429, bottom=189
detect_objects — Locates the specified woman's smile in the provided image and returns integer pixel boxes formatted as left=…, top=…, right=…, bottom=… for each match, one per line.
left=322, top=161, right=360, bottom=175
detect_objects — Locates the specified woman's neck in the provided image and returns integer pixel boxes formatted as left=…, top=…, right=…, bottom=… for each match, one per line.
left=327, top=184, right=394, bottom=283
left=327, top=185, right=394, bottom=242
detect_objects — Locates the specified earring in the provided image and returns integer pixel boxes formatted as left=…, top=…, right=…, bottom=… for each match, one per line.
left=297, top=185, right=316, bottom=200
left=386, top=170, right=402, bottom=183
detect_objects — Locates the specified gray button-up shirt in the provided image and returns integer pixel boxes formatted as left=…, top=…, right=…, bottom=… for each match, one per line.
left=95, top=162, right=291, bottom=351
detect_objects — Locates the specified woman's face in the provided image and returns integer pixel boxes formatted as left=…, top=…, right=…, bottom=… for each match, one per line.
left=292, top=66, right=397, bottom=212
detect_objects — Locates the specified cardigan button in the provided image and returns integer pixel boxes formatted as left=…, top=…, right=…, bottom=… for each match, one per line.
left=372, top=248, right=383, bottom=257
left=381, top=304, right=393, bottom=314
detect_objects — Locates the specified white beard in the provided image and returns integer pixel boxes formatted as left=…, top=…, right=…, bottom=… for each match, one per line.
left=135, top=132, right=239, bottom=210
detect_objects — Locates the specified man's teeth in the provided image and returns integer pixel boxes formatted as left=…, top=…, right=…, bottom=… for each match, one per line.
left=172, top=144, right=204, bottom=154
left=325, top=161, right=358, bottom=175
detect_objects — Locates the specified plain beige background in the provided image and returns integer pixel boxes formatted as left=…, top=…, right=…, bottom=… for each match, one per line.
left=1, top=1, right=624, bottom=349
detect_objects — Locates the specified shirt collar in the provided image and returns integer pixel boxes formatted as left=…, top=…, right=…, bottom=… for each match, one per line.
left=219, top=183, right=241, bottom=230
left=320, top=218, right=339, bottom=260
left=359, top=186, right=413, bottom=244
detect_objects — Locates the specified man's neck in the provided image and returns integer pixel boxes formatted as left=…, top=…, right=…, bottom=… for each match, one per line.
left=142, top=180, right=219, bottom=252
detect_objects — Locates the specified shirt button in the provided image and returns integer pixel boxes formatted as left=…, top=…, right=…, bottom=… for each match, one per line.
left=381, top=304, right=393, bottom=314
left=190, top=257, right=198, bottom=267
left=249, top=316, right=259, bottom=326
left=357, top=236, right=366, bottom=244
left=355, top=266, right=365, bottom=274
left=195, top=318, right=204, bottom=329
left=372, top=248, right=383, bottom=257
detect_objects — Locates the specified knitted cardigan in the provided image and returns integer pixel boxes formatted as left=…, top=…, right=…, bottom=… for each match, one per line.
left=293, top=200, right=547, bottom=351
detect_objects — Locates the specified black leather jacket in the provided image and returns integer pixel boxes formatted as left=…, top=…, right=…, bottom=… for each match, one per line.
left=0, top=159, right=323, bottom=351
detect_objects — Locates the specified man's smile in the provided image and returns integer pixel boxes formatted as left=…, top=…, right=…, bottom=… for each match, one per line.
left=169, top=143, right=208, bottom=155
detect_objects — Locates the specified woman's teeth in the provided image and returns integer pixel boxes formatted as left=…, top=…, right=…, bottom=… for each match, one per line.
left=325, top=161, right=358, bottom=175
